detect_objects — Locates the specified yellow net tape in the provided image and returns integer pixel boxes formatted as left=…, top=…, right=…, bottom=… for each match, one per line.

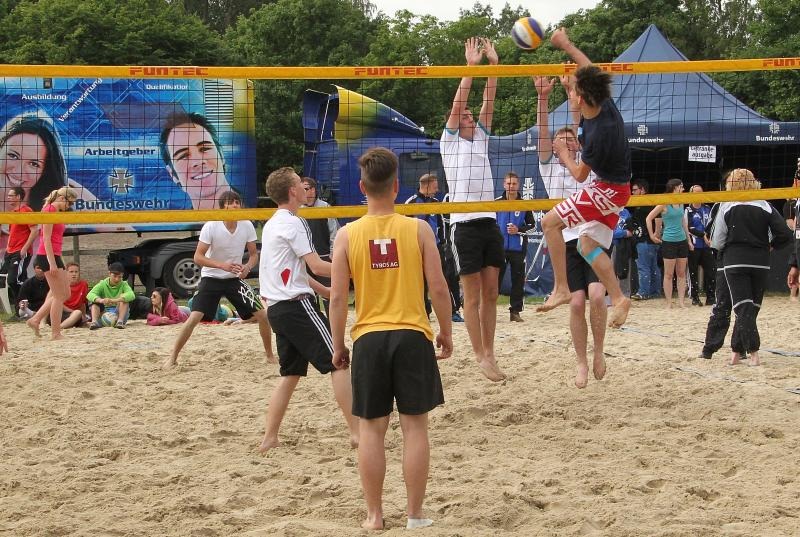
left=0, top=57, right=798, bottom=79
left=2, top=188, right=798, bottom=225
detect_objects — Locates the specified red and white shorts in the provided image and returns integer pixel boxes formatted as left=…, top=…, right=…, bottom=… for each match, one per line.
left=553, top=181, right=631, bottom=249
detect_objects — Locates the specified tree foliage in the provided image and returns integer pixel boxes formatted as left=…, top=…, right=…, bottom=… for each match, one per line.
left=0, top=0, right=226, bottom=65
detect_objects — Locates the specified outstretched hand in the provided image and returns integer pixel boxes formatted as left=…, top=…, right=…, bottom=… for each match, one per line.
left=551, top=27, right=571, bottom=50
left=533, top=76, right=555, bottom=97
left=481, top=37, right=498, bottom=65
left=464, top=37, right=483, bottom=66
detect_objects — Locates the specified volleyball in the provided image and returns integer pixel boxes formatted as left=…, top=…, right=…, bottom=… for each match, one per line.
left=511, top=17, right=544, bottom=50
left=100, top=311, right=118, bottom=327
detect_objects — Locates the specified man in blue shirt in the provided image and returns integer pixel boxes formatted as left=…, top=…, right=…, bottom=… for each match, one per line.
left=495, top=172, right=535, bottom=321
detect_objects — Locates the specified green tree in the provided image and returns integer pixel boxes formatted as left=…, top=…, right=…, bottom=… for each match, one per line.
left=0, top=0, right=225, bottom=65
left=181, top=0, right=271, bottom=33
left=720, top=0, right=800, bottom=120
left=224, top=0, right=379, bottom=178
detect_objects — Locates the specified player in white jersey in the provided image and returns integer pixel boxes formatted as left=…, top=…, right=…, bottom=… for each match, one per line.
left=165, top=190, right=274, bottom=368
left=440, top=37, right=505, bottom=382
left=257, top=167, right=359, bottom=453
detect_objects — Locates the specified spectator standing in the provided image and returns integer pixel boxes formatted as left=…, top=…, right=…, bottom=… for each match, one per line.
left=627, top=180, right=661, bottom=300
left=0, top=187, right=38, bottom=306
left=495, top=172, right=535, bottom=322
left=405, top=173, right=462, bottom=320
left=686, top=185, right=715, bottom=306
left=301, top=176, right=339, bottom=314
left=646, top=179, right=693, bottom=308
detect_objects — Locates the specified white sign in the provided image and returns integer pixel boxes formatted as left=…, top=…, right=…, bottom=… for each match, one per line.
left=688, top=146, right=717, bottom=163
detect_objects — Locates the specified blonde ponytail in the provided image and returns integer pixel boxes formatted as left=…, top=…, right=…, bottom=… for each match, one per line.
left=44, top=186, right=78, bottom=206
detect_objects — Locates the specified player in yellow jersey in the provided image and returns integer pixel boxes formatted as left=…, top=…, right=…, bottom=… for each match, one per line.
left=329, top=147, right=453, bottom=531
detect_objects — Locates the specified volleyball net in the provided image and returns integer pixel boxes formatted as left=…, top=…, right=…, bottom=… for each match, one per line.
left=0, top=58, right=798, bottom=228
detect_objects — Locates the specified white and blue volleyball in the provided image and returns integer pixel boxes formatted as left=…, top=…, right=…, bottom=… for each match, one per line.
left=511, top=17, right=544, bottom=50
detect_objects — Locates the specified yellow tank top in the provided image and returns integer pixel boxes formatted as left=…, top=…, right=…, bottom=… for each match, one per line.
left=347, top=213, right=433, bottom=342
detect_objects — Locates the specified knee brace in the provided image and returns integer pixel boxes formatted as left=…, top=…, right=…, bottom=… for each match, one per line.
left=577, top=241, right=604, bottom=265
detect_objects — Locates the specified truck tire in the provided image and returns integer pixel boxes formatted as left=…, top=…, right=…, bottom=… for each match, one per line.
left=163, top=253, right=200, bottom=298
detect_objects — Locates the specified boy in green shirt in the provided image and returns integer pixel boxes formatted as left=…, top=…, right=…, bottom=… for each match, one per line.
left=87, top=262, right=136, bottom=329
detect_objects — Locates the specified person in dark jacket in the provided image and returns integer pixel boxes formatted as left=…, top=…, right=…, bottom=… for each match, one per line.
left=626, top=180, right=661, bottom=300
left=686, top=185, right=716, bottom=306
left=710, top=169, right=793, bottom=366
left=495, top=172, right=535, bottom=321
left=301, top=176, right=339, bottom=314
left=405, top=173, right=462, bottom=321
left=700, top=201, right=729, bottom=360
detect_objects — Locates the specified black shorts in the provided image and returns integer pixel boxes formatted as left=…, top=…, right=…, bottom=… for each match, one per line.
left=452, top=218, right=504, bottom=275
left=267, top=295, right=335, bottom=376
left=33, top=254, right=65, bottom=271
left=566, top=240, right=601, bottom=293
left=191, top=277, right=264, bottom=321
left=661, top=240, right=689, bottom=259
left=351, top=329, right=444, bottom=419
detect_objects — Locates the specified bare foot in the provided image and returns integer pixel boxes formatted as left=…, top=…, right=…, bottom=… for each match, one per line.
left=593, top=354, right=607, bottom=380
left=258, top=435, right=280, bottom=454
left=607, top=297, right=631, bottom=328
left=50, top=334, right=65, bottom=341
left=729, top=352, right=742, bottom=366
left=162, top=356, right=178, bottom=370
left=478, top=360, right=506, bottom=382
left=666, top=300, right=673, bottom=309
left=575, top=362, right=589, bottom=389
left=536, top=289, right=571, bottom=312
left=748, top=352, right=760, bottom=367
left=26, top=319, right=41, bottom=338
left=361, top=516, right=384, bottom=531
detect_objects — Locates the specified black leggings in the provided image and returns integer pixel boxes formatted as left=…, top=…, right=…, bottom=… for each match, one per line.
left=725, top=266, right=768, bottom=354
left=702, top=264, right=730, bottom=357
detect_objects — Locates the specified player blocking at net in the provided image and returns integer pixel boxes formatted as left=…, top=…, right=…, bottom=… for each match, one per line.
left=536, top=27, right=632, bottom=329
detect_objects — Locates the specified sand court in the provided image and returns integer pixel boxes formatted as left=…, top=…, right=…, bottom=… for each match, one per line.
left=1, top=298, right=798, bottom=536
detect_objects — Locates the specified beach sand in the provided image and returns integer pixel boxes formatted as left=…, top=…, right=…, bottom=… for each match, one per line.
left=1, top=298, right=798, bottom=536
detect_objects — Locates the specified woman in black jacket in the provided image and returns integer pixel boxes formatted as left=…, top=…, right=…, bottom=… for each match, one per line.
left=710, top=169, right=793, bottom=366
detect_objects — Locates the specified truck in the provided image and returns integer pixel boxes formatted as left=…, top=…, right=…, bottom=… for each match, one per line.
left=0, top=76, right=257, bottom=298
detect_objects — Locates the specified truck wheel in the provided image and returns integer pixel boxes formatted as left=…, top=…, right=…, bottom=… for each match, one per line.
left=163, top=254, right=200, bottom=298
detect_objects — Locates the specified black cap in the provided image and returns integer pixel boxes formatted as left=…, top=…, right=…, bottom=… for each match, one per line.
left=108, top=262, right=125, bottom=274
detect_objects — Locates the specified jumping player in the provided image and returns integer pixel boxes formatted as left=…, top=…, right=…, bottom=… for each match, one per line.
left=330, top=147, right=452, bottom=531
left=258, top=167, right=359, bottom=453
left=165, top=190, right=274, bottom=368
left=536, top=28, right=632, bottom=328
left=441, top=37, right=505, bottom=381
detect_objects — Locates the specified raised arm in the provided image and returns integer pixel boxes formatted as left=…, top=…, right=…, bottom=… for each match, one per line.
left=550, top=27, right=592, bottom=67
left=477, top=38, right=498, bottom=132
left=534, top=76, right=556, bottom=162
left=445, top=38, right=483, bottom=131
left=560, top=74, right=581, bottom=131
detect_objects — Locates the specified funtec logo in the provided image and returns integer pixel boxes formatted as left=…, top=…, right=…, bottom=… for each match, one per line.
left=128, top=67, right=209, bottom=77
left=564, top=62, right=634, bottom=74
left=353, top=67, right=428, bottom=77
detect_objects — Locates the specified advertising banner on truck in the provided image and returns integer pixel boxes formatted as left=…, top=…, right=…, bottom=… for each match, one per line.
left=0, top=77, right=256, bottom=232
